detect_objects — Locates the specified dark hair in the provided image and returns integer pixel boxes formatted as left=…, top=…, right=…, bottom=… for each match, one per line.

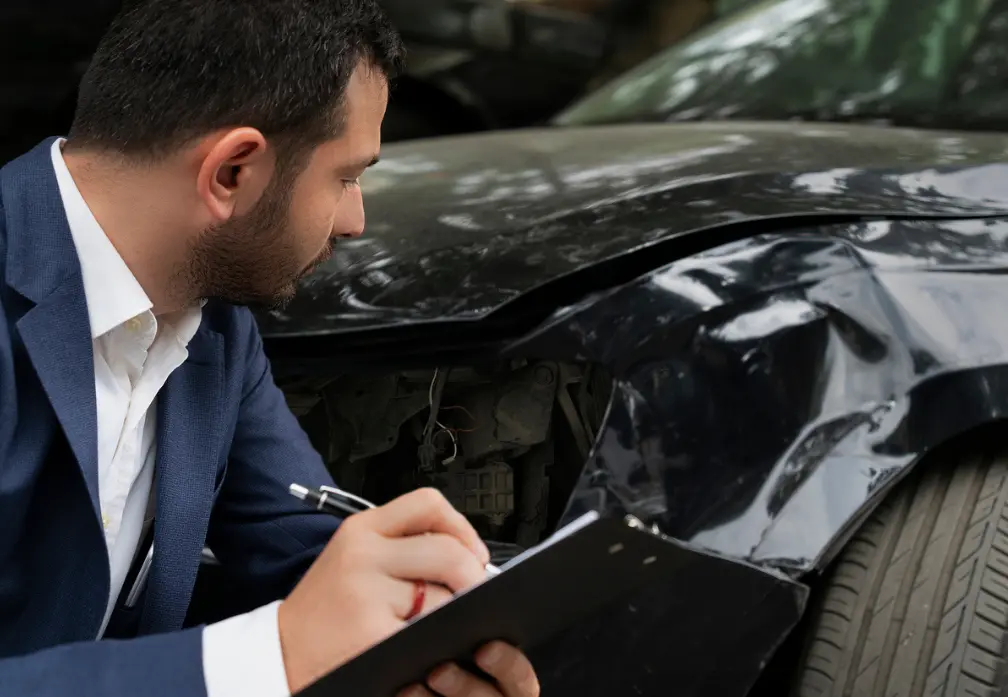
left=66, top=0, right=404, bottom=160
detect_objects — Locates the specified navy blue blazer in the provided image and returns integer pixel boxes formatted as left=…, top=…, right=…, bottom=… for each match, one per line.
left=0, top=139, right=341, bottom=695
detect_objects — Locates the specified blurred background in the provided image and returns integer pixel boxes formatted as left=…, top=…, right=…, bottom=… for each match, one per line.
left=5, top=0, right=1007, bottom=165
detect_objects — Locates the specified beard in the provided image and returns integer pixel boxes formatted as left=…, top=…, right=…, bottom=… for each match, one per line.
left=176, top=168, right=330, bottom=312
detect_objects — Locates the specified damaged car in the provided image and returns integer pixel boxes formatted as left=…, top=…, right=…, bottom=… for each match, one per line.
left=191, top=119, right=1008, bottom=697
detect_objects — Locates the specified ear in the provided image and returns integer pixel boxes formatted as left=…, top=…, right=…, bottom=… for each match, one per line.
left=195, top=128, right=274, bottom=222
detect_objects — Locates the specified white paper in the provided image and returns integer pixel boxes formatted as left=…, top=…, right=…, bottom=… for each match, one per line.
left=499, top=510, right=601, bottom=571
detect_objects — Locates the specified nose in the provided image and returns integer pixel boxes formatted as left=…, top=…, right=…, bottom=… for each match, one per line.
left=337, top=188, right=366, bottom=239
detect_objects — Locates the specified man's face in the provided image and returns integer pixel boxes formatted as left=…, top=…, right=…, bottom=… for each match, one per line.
left=188, top=63, right=388, bottom=310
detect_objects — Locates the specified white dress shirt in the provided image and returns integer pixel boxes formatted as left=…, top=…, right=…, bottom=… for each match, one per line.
left=51, top=139, right=291, bottom=697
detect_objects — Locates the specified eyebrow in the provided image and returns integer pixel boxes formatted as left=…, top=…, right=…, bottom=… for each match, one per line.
left=347, top=154, right=380, bottom=173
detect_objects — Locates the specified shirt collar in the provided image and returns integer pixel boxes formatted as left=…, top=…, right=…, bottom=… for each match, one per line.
left=51, top=138, right=153, bottom=340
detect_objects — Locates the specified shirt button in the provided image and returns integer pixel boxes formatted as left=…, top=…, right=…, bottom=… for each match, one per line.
left=102, top=513, right=110, bottom=529
left=125, top=317, right=143, bottom=332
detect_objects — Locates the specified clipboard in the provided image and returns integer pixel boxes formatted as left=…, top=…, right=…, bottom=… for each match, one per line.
left=295, top=511, right=719, bottom=697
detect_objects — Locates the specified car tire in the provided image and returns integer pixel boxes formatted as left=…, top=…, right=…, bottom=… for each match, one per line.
left=792, top=438, right=1008, bottom=697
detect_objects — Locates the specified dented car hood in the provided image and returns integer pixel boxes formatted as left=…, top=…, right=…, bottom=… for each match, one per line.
left=256, top=121, right=1008, bottom=339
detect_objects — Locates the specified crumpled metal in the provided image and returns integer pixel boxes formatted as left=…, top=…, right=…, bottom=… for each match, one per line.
left=516, top=215, right=1008, bottom=575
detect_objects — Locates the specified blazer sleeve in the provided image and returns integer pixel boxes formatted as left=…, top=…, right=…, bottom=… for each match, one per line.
left=203, top=308, right=342, bottom=602
left=0, top=627, right=207, bottom=697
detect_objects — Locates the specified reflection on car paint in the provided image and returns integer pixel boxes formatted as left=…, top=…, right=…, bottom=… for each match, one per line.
left=520, top=216, right=1008, bottom=578
left=257, top=121, right=1008, bottom=339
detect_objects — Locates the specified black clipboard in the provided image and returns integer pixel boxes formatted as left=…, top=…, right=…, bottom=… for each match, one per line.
left=296, top=512, right=717, bottom=697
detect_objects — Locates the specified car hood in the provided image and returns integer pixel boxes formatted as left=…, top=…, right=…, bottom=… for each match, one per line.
left=258, top=121, right=1008, bottom=339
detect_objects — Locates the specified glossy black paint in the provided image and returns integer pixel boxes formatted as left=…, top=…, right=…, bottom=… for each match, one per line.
left=492, top=215, right=1008, bottom=696
left=257, top=121, right=1008, bottom=339
left=520, top=215, right=1008, bottom=573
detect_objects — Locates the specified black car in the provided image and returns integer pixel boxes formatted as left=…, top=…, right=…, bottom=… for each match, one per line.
left=186, top=120, right=1008, bottom=696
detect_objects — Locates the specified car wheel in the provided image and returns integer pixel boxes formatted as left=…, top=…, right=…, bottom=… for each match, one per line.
left=793, top=438, right=1008, bottom=697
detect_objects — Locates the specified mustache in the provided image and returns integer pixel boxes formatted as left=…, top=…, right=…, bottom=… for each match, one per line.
left=315, top=237, right=336, bottom=265
left=299, top=238, right=337, bottom=278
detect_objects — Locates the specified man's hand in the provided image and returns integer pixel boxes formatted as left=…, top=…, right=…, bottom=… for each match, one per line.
left=398, top=642, right=540, bottom=697
left=277, top=487, right=540, bottom=697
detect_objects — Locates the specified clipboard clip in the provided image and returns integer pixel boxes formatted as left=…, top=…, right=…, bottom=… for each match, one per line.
left=624, top=514, right=665, bottom=537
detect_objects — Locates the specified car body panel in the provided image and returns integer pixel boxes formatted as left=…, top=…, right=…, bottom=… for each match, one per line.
left=509, top=215, right=1008, bottom=578
left=258, top=121, right=1008, bottom=339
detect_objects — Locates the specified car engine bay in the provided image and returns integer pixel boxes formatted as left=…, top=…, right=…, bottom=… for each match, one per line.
left=280, top=359, right=613, bottom=554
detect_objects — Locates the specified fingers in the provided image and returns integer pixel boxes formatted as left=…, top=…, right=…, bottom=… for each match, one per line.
left=397, top=685, right=436, bottom=697
left=421, top=644, right=539, bottom=697
left=420, top=583, right=454, bottom=616
left=426, top=663, right=501, bottom=697
left=363, top=488, right=490, bottom=564
left=379, top=577, right=454, bottom=620
left=379, top=533, right=489, bottom=592
left=474, top=642, right=540, bottom=697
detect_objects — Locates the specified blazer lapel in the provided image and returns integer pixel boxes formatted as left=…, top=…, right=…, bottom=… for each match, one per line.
left=1, top=138, right=102, bottom=525
left=140, top=327, right=225, bottom=634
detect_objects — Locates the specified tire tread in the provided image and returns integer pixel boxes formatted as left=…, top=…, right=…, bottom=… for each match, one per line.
left=794, top=444, right=1008, bottom=697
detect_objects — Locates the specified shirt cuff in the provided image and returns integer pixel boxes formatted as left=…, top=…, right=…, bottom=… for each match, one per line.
left=202, top=599, right=291, bottom=697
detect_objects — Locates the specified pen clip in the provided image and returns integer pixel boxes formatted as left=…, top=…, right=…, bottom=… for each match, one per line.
left=124, top=544, right=154, bottom=609
left=319, top=485, right=376, bottom=511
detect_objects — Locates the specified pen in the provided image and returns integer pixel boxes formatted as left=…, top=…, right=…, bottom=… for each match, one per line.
left=124, top=542, right=154, bottom=609
left=289, top=483, right=501, bottom=576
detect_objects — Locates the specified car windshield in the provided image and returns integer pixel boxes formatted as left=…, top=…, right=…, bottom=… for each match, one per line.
left=554, top=0, right=998, bottom=127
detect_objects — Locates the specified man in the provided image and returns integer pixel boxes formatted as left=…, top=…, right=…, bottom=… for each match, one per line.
left=0, top=1, right=540, bottom=696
